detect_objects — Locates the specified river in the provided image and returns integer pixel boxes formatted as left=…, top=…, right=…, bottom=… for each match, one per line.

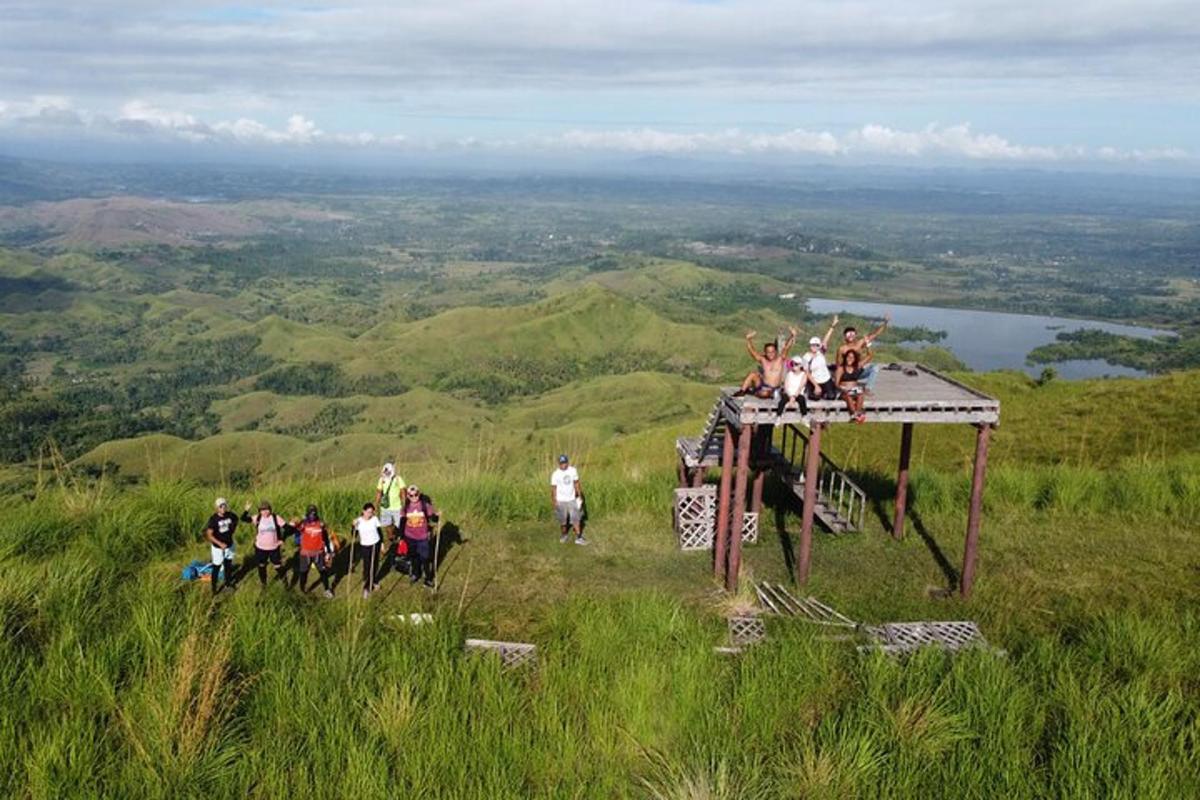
left=805, top=297, right=1171, bottom=379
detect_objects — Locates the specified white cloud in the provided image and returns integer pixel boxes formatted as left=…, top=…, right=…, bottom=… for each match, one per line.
left=847, top=123, right=1060, bottom=160
left=0, top=94, right=1192, bottom=165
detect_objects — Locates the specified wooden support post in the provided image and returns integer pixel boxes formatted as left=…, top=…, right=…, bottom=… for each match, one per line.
left=893, top=422, right=914, bottom=540
left=961, top=424, right=991, bottom=598
left=750, top=469, right=765, bottom=515
left=677, top=459, right=689, bottom=489
left=714, top=427, right=736, bottom=579
left=796, top=422, right=823, bottom=585
left=691, top=467, right=706, bottom=488
left=727, top=423, right=754, bottom=592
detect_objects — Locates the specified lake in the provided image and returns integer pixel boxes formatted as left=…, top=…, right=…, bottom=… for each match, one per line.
left=805, top=297, right=1172, bottom=379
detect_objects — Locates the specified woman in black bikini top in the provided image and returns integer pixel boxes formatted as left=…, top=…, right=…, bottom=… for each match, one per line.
left=836, top=349, right=867, bottom=423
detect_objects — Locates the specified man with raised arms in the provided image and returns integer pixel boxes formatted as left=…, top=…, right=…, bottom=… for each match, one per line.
left=835, top=313, right=891, bottom=393
left=736, top=327, right=798, bottom=399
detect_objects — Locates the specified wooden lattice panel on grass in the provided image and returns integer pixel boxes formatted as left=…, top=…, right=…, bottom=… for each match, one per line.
left=728, top=616, right=766, bottom=647
left=740, top=512, right=759, bottom=544
left=674, top=486, right=716, bottom=551
left=859, top=621, right=988, bottom=656
left=464, top=639, right=538, bottom=670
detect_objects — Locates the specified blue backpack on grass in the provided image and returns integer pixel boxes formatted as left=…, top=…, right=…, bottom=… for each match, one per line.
left=181, top=560, right=215, bottom=581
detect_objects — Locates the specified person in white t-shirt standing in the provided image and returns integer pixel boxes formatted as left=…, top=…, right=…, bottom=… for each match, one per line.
left=550, top=454, right=586, bottom=545
left=352, top=502, right=384, bottom=599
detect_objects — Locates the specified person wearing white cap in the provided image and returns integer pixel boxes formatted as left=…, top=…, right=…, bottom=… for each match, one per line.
left=203, top=497, right=239, bottom=596
left=374, top=461, right=407, bottom=546
left=801, top=315, right=840, bottom=400
left=551, top=454, right=586, bottom=544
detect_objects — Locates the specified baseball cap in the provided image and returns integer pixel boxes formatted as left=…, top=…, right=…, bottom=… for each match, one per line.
left=558, top=454, right=569, bottom=463
left=808, top=336, right=822, bottom=345
left=215, top=497, right=228, bottom=508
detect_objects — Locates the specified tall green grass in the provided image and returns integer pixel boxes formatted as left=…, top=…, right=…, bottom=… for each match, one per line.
left=2, top=457, right=1198, bottom=797
left=2, top=567, right=1197, bottom=798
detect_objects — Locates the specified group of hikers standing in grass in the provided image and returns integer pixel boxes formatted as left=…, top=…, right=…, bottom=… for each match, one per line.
left=201, top=461, right=441, bottom=600
left=201, top=455, right=587, bottom=599
left=737, top=312, right=891, bottom=423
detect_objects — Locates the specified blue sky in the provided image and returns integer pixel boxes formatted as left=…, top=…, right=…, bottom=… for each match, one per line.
left=1, top=1, right=1197, bottom=169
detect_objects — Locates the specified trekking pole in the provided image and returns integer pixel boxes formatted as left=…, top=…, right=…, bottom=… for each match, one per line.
left=347, top=525, right=357, bottom=597
left=431, top=523, right=443, bottom=593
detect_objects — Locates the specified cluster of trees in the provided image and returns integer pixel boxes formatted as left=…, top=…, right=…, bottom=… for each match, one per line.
left=255, top=363, right=408, bottom=398
left=435, top=351, right=674, bottom=404
left=1027, top=329, right=1200, bottom=373
left=0, top=334, right=272, bottom=463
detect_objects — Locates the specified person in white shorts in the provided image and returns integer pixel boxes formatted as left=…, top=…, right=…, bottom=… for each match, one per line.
left=203, top=497, right=239, bottom=596
left=374, top=461, right=406, bottom=544
left=550, top=454, right=586, bottom=545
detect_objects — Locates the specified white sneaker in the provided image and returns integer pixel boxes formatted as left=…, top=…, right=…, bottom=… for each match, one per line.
left=362, top=589, right=370, bottom=600
left=323, top=590, right=334, bottom=599
left=574, top=537, right=588, bottom=546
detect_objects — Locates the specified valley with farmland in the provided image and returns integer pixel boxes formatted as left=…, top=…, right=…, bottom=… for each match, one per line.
left=1, top=158, right=1199, bottom=798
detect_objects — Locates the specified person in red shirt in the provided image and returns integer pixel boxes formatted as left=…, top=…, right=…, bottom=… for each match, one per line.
left=293, top=505, right=335, bottom=598
left=397, top=485, right=439, bottom=588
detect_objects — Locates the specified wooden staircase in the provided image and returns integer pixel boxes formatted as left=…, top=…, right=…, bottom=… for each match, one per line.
left=676, top=400, right=867, bottom=533
left=676, top=397, right=731, bottom=468
left=771, top=424, right=866, bottom=533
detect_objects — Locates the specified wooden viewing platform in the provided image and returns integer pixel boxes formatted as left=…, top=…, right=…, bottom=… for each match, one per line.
left=675, top=363, right=1000, bottom=598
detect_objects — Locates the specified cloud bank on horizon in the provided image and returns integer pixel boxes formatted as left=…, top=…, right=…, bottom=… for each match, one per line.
left=1, top=0, right=1197, bottom=167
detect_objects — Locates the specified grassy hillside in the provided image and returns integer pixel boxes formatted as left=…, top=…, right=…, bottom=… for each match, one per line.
left=4, top=182, right=1200, bottom=796
left=70, top=368, right=1200, bottom=487
left=3, top=437, right=1198, bottom=797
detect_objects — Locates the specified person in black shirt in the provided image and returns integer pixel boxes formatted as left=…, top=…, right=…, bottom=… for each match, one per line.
left=204, top=497, right=240, bottom=595
left=835, top=348, right=868, bottom=423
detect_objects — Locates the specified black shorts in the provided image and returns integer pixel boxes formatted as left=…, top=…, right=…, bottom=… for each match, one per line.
left=255, top=547, right=282, bottom=566
left=807, top=380, right=838, bottom=400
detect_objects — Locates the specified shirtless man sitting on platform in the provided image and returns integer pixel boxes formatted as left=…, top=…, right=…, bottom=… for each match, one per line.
left=835, top=313, right=891, bottom=393
left=737, top=327, right=797, bottom=399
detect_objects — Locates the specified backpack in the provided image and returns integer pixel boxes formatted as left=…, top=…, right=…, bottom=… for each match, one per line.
left=181, top=560, right=215, bottom=581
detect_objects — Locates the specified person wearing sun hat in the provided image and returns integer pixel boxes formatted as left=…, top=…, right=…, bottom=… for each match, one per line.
left=550, top=454, right=586, bottom=545
left=397, top=484, right=439, bottom=588
left=374, top=461, right=407, bottom=545
left=203, top=497, right=239, bottom=595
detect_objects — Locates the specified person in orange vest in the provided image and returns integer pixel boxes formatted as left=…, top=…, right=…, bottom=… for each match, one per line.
left=293, top=504, right=335, bottom=598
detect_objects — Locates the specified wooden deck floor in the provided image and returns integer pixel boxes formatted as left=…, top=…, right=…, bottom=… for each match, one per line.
left=725, top=363, right=999, bottom=427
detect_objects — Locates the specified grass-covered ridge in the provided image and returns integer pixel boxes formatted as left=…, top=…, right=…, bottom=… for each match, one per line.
left=2, top=444, right=1198, bottom=798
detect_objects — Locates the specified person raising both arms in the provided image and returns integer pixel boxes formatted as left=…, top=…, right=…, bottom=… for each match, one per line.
left=241, top=500, right=294, bottom=589
left=204, top=497, right=239, bottom=596
left=293, top=505, right=336, bottom=598
left=835, top=313, right=890, bottom=393
left=736, top=327, right=797, bottom=400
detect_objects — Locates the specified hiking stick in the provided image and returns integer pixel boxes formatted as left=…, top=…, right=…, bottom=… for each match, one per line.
left=431, top=523, right=443, bottom=593
left=347, top=525, right=357, bottom=597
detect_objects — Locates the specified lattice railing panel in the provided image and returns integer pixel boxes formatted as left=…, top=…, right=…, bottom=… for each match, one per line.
left=740, top=512, right=758, bottom=543
left=465, top=639, right=538, bottom=670
left=860, top=622, right=988, bottom=656
left=674, top=486, right=716, bottom=550
left=728, top=616, right=766, bottom=647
